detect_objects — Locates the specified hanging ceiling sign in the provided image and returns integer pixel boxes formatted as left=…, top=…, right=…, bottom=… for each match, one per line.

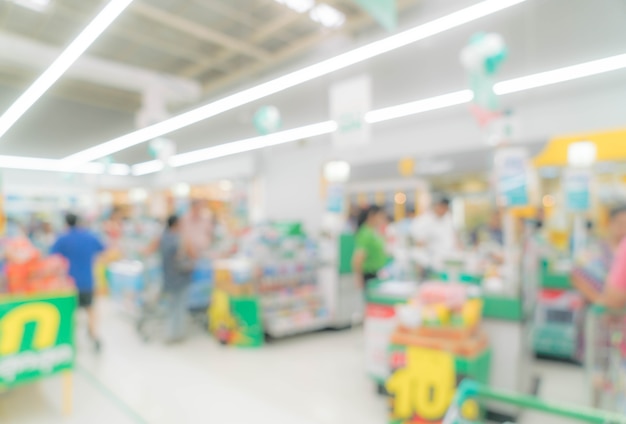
left=330, top=75, right=372, bottom=151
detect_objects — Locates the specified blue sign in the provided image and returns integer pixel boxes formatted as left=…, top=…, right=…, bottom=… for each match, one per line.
left=496, top=150, right=529, bottom=207
left=565, top=170, right=591, bottom=212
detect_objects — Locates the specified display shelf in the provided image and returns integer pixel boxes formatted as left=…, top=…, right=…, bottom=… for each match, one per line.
left=265, top=315, right=330, bottom=338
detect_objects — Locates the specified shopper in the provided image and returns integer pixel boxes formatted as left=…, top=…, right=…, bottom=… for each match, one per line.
left=103, top=207, right=125, bottom=251
left=51, top=213, right=105, bottom=352
left=160, top=215, right=195, bottom=343
left=352, top=205, right=389, bottom=288
left=410, top=196, right=457, bottom=271
left=572, top=206, right=626, bottom=304
left=181, top=199, right=213, bottom=257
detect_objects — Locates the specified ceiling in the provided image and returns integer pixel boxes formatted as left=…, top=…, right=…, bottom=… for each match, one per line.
left=0, top=0, right=418, bottom=106
left=0, top=0, right=625, bottom=167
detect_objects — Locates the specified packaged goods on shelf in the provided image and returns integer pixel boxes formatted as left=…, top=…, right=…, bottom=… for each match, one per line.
left=209, top=259, right=263, bottom=347
left=4, top=237, right=74, bottom=294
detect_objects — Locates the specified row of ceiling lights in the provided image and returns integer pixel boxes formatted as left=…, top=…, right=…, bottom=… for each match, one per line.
left=274, top=0, right=346, bottom=29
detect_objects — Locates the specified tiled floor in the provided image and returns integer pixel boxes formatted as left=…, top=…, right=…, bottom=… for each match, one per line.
left=0, top=300, right=595, bottom=424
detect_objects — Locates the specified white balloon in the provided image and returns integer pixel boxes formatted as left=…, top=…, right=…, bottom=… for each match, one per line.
left=482, top=33, right=505, bottom=56
left=460, top=46, right=482, bottom=71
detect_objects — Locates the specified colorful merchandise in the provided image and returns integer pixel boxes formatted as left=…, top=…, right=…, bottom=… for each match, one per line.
left=385, top=282, right=490, bottom=424
left=4, top=237, right=73, bottom=294
left=208, top=261, right=263, bottom=347
left=209, top=290, right=263, bottom=347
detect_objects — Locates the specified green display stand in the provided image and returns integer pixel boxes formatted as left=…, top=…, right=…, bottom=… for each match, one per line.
left=209, top=290, right=263, bottom=348
left=387, top=344, right=491, bottom=424
left=482, top=296, right=523, bottom=322
left=540, top=260, right=571, bottom=290
left=0, top=291, right=76, bottom=389
left=339, top=233, right=355, bottom=275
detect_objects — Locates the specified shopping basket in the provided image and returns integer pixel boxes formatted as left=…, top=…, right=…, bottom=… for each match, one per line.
left=443, top=379, right=626, bottom=424
left=585, top=305, right=626, bottom=414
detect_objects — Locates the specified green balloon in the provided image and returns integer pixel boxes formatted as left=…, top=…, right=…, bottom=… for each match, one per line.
left=253, top=106, right=282, bottom=135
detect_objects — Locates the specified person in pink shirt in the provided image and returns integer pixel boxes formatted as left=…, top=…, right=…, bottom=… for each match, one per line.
left=604, top=236, right=626, bottom=309
left=180, top=200, right=213, bottom=258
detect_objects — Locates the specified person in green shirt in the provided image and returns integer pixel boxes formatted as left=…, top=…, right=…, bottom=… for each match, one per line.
left=352, top=205, right=389, bottom=288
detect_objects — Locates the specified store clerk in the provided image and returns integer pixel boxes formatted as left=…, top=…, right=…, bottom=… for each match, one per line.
left=410, top=196, right=457, bottom=271
left=352, top=205, right=389, bottom=288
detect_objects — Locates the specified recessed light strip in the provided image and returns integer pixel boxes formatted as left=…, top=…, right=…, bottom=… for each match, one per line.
left=6, top=49, right=626, bottom=177
left=364, top=90, right=474, bottom=123
left=132, top=121, right=338, bottom=175
left=0, top=0, right=135, bottom=140
left=494, top=52, right=626, bottom=95
left=64, top=0, right=528, bottom=164
left=130, top=50, right=626, bottom=175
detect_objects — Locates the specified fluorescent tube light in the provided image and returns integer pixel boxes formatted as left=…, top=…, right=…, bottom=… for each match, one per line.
left=63, top=0, right=527, bottom=164
left=0, top=155, right=104, bottom=174
left=0, top=0, right=135, bottom=139
left=132, top=50, right=626, bottom=175
left=132, top=160, right=164, bottom=176
left=170, top=121, right=337, bottom=167
left=365, top=90, right=473, bottom=123
left=310, top=3, right=346, bottom=28
left=494, top=53, right=626, bottom=95
left=107, top=163, right=131, bottom=176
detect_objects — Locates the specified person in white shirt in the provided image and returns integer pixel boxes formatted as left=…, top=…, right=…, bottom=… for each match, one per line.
left=410, top=196, right=457, bottom=271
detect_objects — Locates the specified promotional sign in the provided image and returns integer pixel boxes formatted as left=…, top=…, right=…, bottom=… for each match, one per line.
left=326, top=184, right=345, bottom=213
left=493, top=148, right=530, bottom=207
left=0, top=293, right=76, bottom=388
left=564, top=168, right=591, bottom=212
left=386, top=345, right=490, bottom=424
left=330, top=75, right=372, bottom=150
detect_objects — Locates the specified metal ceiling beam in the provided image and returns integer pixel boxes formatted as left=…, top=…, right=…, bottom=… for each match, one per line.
left=0, top=32, right=201, bottom=105
left=50, top=2, right=208, bottom=71
left=179, top=10, right=301, bottom=79
left=201, top=0, right=415, bottom=94
left=0, top=68, right=141, bottom=113
left=191, top=0, right=258, bottom=29
left=131, top=2, right=271, bottom=62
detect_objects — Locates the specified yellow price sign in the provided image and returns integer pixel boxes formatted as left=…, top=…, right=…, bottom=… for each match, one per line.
left=386, top=347, right=456, bottom=421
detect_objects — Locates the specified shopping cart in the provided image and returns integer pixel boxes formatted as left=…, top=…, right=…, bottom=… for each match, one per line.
left=108, top=257, right=167, bottom=341
left=585, top=305, right=626, bottom=414
left=442, top=379, right=626, bottom=424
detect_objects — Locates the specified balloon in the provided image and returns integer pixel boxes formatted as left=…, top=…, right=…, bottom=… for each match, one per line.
left=253, top=106, right=282, bottom=135
left=149, top=138, right=175, bottom=164
left=460, top=32, right=508, bottom=112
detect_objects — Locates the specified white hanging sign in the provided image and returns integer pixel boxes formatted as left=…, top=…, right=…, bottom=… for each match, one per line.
left=330, top=75, right=372, bottom=150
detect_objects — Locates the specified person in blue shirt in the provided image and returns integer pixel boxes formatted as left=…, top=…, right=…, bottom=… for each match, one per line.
left=52, top=213, right=105, bottom=352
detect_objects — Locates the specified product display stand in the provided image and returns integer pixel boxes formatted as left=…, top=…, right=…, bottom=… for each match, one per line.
left=0, top=291, right=76, bottom=415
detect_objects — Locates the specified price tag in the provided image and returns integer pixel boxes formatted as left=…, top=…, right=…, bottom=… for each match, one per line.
left=387, top=347, right=456, bottom=421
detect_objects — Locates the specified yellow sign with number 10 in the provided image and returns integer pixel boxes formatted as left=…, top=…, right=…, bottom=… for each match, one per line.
left=386, top=346, right=456, bottom=421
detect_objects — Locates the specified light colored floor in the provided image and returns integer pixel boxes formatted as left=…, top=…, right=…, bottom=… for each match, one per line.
left=0, top=300, right=591, bottom=424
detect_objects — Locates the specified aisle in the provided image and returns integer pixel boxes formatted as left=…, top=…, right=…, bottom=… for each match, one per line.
left=0, top=299, right=589, bottom=423
left=1, top=299, right=387, bottom=424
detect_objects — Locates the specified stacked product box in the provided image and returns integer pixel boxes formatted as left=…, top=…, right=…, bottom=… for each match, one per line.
left=385, top=282, right=491, bottom=424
